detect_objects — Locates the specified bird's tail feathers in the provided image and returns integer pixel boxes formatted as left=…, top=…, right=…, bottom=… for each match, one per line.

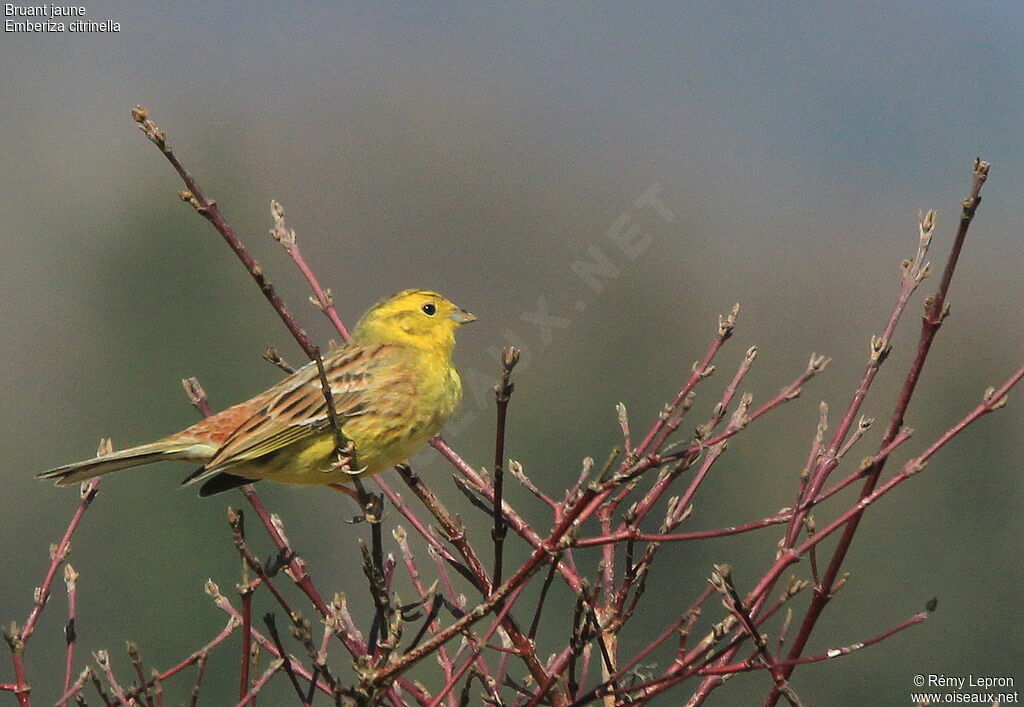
left=37, top=439, right=216, bottom=486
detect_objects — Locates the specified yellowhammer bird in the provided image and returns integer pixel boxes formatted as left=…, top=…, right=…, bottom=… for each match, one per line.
left=39, top=289, right=475, bottom=496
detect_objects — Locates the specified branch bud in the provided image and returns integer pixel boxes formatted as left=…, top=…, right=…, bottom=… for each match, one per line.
left=728, top=393, right=752, bottom=430
left=708, top=563, right=733, bottom=593
left=615, top=401, right=629, bottom=427
left=906, top=458, right=928, bottom=476
left=502, top=345, right=521, bottom=372
left=181, top=377, right=208, bottom=407
left=869, top=335, right=890, bottom=363
left=784, top=577, right=810, bottom=599
left=806, top=353, right=831, bottom=376
left=64, top=563, right=79, bottom=591
left=983, top=386, right=1009, bottom=410
left=204, top=579, right=222, bottom=599
left=718, top=303, right=740, bottom=338
left=919, top=208, right=936, bottom=240
left=269, top=200, right=297, bottom=248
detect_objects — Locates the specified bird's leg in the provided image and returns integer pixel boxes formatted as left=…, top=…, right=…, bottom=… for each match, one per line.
left=329, top=439, right=365, bottom=475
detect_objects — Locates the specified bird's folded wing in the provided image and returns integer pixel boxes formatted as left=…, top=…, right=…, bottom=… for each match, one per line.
left=204, top=345, right=383, bottom=470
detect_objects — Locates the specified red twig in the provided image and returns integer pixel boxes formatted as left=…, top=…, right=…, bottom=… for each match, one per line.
left=782, top=208, right=938, bottom=553
left=393, top=526, right=458, bottom=707
left=634, top=304, right=740, bottom=459
left=238, top=486, right=365, bottom=653
left=378, top=372, right=870, bottom=693
left=93, top=649, right=130, bottom=706
left=235, top=658, right=285, bottom=707
left=425, top=581, right=533, bottom=707
left=54, top=668, right=93, bottom=707
left=114, top=619, right=238, bottom=704
left=573, top=512, right=791, bottom=547
left=270, top=200, right=351, bottom=342
left=132, top=107, right=320, bottom=360
left=430, top=436, right=585, bottom=594
left=23, top=477, right=101, bottom=641
left=618, top=586, right=714, bottom=685
left=387, top=465, right=556, bottom=699
left=62, top=564, right=80, bottom=699
left=239, top=586, right=253, bottom=702
left=6, top=461, right=101, bottom=707
left=704, top=605, right=932, bottom=675
left=763, top=160, right=992, bottom=706
left=715, top=365, right=1022, bottom=671
left=492, top=346, right=519, bottom=587
left=627, top=360, right=1018, bottom=706
left=608, top=604, right=932, bottom=701
left=206, top=581, right=335, bottom=698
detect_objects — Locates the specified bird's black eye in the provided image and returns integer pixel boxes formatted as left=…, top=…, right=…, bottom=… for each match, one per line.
left=421, top=302, right=437, bottom=316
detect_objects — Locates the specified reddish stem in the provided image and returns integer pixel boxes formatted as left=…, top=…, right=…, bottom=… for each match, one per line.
left=573, top=513, right=790, bottom=547
left=431, top=436, right=586, bottom=593
left=272, top=203, right=352, bottom=342
left=22, top=480, right=100, bottom=641
left=62, top=565, right=79, bottom=700
left=634, top=305, right=738, bottom=459
left=609, top=606, right=930, bottom=702
left=763, top=161, right=991, bottom=707
left=239, top=590, right=252, bottom=702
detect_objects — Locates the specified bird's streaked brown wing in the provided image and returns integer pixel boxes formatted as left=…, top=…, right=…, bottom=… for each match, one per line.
left=203, top=344, right=388, bottom=471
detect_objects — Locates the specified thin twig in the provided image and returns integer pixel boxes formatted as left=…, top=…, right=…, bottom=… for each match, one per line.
left=54, top=667, right=94, bottom=707
left=63, top=564, right=80, bottom=699
left=608, top=603, right=933, bottom=702
left=390, top=465, right=555, bottom=699
left=235, top=658, right=285, bottom=707
left=132, top=106, right=319, bottom=359
left=708, top=565, right=801, bottom=706
left=93, top=650, right=130, bottom=706
left=763, top=160, right=991, bottom=707
left=119, top=619, right=239, bottom=703
left=8, top=452, right=103, bottom=707
left=270, top=200, right=351, bottom=342
left=492, top=346, right=519, bottom=586
left=430, top=437, right=585, bottom=594
left=634, top=304, right=740, bottom=459
left=263, top=613, right=310, bottom=706
left=205, top=581, right=337, bottom=699
left=127, top=641, right=155, bottom=707
left=188, top=653, right=209, bottom=707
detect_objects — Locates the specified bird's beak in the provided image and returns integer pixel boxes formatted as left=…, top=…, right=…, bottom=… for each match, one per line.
left=450, top=308, right=477, bottom=324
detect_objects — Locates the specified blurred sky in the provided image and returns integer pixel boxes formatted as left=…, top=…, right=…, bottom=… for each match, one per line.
left=2, top=3, right=1023, bottom=705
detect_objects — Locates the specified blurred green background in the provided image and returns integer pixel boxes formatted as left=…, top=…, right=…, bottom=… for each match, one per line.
left=2, top=2, right=1022, bottom=705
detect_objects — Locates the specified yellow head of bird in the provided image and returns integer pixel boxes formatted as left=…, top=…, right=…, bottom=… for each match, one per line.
left=352, top=289, right=476, bottom=352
